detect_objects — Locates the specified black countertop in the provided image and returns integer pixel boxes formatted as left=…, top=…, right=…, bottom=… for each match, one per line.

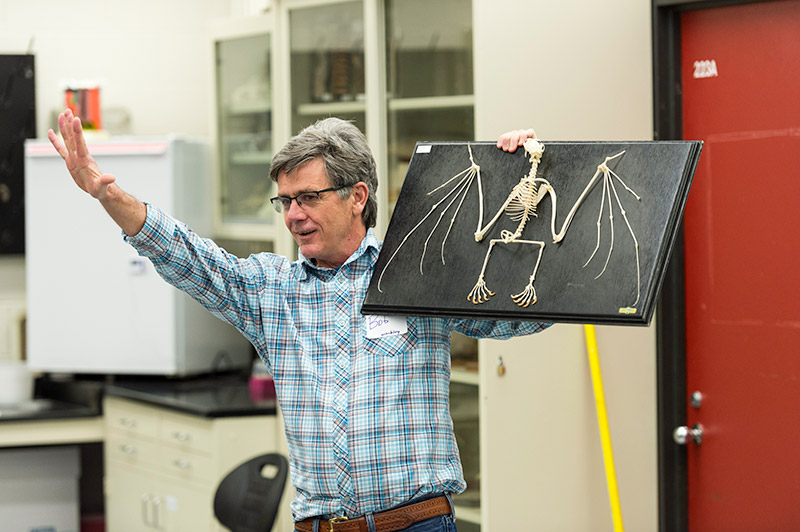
left=0, top=398, right=98, bottom=422
left=0, top=373, right=276, bottom=423
left=104, top=374, right=277, bottom=418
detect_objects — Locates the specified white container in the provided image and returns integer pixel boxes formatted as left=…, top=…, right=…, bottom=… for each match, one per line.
left=0, top=360, right=33, bottom=404
left=0, top=446, right=80, bottom=532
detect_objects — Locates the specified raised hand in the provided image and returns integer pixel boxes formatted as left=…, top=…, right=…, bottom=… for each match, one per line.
left=47, top=108, right=116, bottom=199
left=47, top=108, right=146, bottom=236
left=496, top=128, right=537, bottom=153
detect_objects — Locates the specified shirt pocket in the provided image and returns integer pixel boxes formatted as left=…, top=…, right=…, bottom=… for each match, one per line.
left=363, top=326, right=416, bottom=358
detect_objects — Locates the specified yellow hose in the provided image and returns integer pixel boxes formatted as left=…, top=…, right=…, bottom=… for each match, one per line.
left=584, top=324, right=625, bottom=532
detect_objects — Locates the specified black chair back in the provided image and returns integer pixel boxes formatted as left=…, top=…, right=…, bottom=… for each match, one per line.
left=214, top=453, right=289, bottom=532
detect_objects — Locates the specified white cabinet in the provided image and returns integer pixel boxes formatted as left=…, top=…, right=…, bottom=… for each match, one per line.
left=107, top=463, right=214, bottom=531
left=104, top=396, right=291, bottom=532
left=25, top=138, right=252, bottom=376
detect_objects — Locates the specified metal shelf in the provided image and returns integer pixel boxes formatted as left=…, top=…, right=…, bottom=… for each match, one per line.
left=296, top=100, right=367, bottom=116
left=388, top=94, right=474, bottom=111
left=451, top=367, right=479, bottom=386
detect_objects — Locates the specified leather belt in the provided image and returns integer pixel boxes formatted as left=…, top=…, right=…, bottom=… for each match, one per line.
left=295, top=495, right=452, bottom=532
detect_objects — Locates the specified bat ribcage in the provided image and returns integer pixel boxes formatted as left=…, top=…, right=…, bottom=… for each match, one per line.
left=506, top=179, right=539, bottom=224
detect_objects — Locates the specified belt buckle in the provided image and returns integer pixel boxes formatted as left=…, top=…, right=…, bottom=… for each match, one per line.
left=329, top=516, right=348, bottom=531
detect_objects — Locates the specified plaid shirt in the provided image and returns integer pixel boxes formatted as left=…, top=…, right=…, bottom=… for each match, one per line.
left=126, top=204, right=549, bottom=521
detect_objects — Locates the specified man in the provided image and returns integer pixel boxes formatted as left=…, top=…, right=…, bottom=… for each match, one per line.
left=48, top=110, right=546, bottom=532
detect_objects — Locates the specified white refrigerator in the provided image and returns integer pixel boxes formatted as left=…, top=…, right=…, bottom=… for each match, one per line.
left=25, top=137, right=251, bottom=375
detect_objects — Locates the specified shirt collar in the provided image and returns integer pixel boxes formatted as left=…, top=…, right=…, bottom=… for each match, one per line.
left=298, top=229, right=381, bottom=280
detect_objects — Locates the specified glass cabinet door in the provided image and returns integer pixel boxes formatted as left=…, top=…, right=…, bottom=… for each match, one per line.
left=215, top=30, right=274, bottom=226
left=288, top=1, right=366, bottom=135
left=385, top=0, right=474, bottom=216
left=384, top=2, right=478, bottom=526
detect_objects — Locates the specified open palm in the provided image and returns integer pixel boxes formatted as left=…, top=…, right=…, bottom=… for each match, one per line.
left=47, top=108, right=116, bottom=199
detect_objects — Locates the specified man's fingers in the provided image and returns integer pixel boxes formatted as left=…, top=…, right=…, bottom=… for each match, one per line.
left=72, top=117, right=91, bottom=159
left=511, top=128, right=535, bottom=147
left=58, top=111, right=76, bottom=154
left=47, top=129, right=69, bottom=159
left=497, top=128, right=537, bottom=153
left=56, top=109, right=93, bottom=161
left=497, top=132, right=515, bottom=151
left=506, top=131, right=523, bottom=152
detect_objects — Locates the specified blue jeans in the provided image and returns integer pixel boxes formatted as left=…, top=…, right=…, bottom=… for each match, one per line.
left=395, top=513, right=458, bottom=532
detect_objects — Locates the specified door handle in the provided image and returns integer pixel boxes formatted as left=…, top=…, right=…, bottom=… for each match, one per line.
left=673, top=423, right=703, bottom=446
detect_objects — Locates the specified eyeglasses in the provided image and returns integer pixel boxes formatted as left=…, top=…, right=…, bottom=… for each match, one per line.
left=269, top=185, right=351, bottom=213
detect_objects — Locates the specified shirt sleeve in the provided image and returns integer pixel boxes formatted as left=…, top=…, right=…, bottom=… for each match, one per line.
left=123, top=203, right=287, bottom=355
left=450, top=318, right=551, bottom=340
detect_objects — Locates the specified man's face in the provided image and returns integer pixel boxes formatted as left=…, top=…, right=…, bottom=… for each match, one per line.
left=277, top=157, right=367, bottom=269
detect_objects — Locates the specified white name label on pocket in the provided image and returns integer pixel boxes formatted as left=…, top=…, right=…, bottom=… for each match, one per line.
left=366, top=315, right=408, bottom=339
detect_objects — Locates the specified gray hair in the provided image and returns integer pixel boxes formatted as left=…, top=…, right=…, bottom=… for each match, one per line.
left=269, top=118, right=378, bottom=228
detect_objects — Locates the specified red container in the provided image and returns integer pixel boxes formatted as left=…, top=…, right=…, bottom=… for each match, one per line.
left=66, top=87, right=102, bottom=130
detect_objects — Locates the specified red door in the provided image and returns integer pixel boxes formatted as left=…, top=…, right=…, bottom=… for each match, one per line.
left=681, top=1, right=800, bottom=529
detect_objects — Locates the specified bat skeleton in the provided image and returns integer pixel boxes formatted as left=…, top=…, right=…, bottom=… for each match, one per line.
left=378, top=139, right=642, bottom=309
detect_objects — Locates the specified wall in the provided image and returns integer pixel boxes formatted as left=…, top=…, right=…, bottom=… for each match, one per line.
left=0, top=0, right=234, bottom=358
left=473, top=1, right=653, bottom=141
left=473, top=1, right=656, bottom=531
left=0, top=0, right=230, bottom=138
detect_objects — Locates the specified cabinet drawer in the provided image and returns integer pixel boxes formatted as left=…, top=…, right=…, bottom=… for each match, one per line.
left=160, top=412, right=214, bottom=453
left=159, top=448, right=215, bottom=484
left=104, top=397, right=159, bottom=438
left=106, top=433, right=160, bottom=469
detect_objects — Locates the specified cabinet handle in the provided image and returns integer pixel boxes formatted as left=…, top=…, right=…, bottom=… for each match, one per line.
left=119, top=444, right=136, bottom=454
left=152, top=496, right=163, bottom=530
left=172, top=459, right=191, bottom=470
left=172, top=431, right=191, bottom=442
left=141, top=493, right=164, bottom=530
left=120, top=417, right=136, bottom=428
left=141, top=494, right=153, bottom=527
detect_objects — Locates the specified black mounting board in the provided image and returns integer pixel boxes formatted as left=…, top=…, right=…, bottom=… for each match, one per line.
left=362, top=140, right=702, bottom=326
